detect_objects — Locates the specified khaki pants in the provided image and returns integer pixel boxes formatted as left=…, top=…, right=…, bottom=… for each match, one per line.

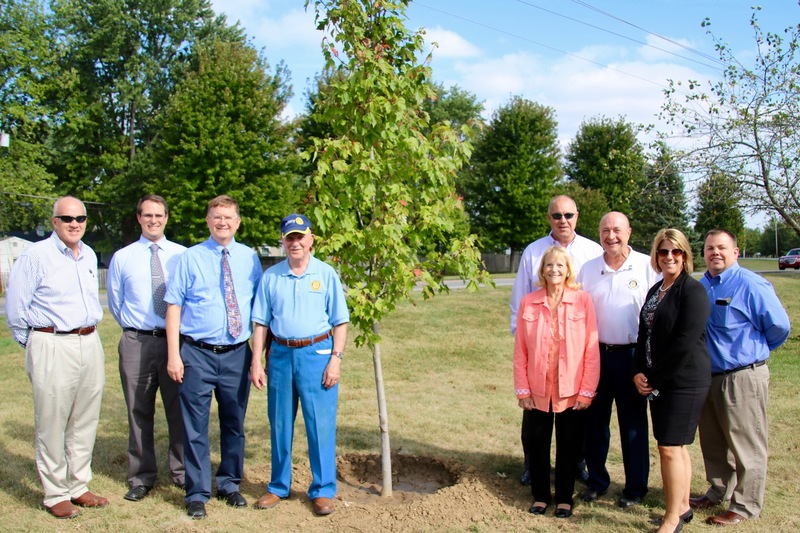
left=27, top=330, right=105, bottom=507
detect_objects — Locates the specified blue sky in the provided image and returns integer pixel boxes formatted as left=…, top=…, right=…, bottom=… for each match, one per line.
left=210, top=0, right=795, bottom=145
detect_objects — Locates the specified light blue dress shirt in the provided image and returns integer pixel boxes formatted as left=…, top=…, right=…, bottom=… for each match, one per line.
left=165, top=237, right=262, bottom=345
left=107, top=235, right=186, bottom=330
left=701, top=263, right=791, bottom=374
left=252, top=255, right=349, bottom=339
left=5, top=232, right=103, bottom=346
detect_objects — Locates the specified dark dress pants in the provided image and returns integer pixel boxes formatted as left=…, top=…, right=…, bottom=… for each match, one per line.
left=584, top=345, right=649, bottom=498
left=179, top=341, right=251, bottom=503
left=524, top=406, right=586, bottom=506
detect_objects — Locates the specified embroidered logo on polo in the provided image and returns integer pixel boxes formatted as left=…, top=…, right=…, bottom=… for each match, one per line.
left=628, top=279, right=639, bottom=289
left=311, top=280, right=322, bottom=291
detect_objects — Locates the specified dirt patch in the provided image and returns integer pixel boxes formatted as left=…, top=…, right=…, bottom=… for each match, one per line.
left=244, top=452, right=532, bottom=532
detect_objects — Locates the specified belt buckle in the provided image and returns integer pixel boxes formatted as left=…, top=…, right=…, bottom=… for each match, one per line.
left=212, top=345, right=222, bottom=354
left=287, top=339, right=301, bottom=348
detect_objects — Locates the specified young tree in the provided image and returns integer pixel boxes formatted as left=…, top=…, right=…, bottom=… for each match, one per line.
left=304, top=0, right=491, bottom=496
left=564, top=116, right=648, bottom=215
left=662, top=7, right=800, bottom=238
left=694, top=170, right=745, bottom=245
left=460, top=96, right=562, bottom=260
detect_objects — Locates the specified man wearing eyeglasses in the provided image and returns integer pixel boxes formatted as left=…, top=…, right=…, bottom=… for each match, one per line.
left=576, top=212, right=659, bottom=508
left=165, top=195, right=262, bottom=519
left=5, top=196, right=108, bottom=519
left=107, top=195, right=187, bottom=502
left=690, top=229, right=790, bottom=526
left=510, top=195, right=603, bottom=485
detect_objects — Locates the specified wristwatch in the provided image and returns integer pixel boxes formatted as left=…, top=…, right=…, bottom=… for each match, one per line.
left=331, top=351, right=344, bottom=360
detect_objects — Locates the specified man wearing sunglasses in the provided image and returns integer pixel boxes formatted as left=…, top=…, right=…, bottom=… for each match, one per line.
left=691, top=229, right=790, bottom=526
left=510, top=195, right=603, bottom=485
left=5, top=196, right=108, bottom=519
left=107, top=195, right=187, bottom=502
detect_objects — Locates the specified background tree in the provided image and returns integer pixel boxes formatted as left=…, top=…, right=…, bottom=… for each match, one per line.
left=564, top=116, right=647, bottom=215
left=460, top=96, right=561, bottom=261
left=694, top=170, right=745, bottom=246
left=152, top=39, right=299, bottom=246
left=423, top=82, right=484, bottom=139
left=630, top=142, right=691, bottom=252
left=0, top=0, right=57, bottom=231
left=46, top=0, right=245, bottom=247
left=662, top=7, right=800, bottom=238
left=758, top=219, right=800, bottom=257
left=305, top=0, right=491, bottom=497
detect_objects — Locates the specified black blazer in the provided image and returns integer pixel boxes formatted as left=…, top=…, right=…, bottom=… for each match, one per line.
left=633, top=271, right=711, bottom=391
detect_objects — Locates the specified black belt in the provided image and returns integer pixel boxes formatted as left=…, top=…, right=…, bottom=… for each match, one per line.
left=712, top=360, right=767, bottom=377
left=600, top=343, right=636, bottom=351
left=272, top=330, right=332, bottom=348
left=32, top=326, right=96, bottom=335
left=124, top=328, right=167, bottom=337
left=182, top=336, right=247, bottom=354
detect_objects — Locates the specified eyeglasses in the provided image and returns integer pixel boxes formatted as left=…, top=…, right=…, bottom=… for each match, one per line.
left=54, top=215, right=88, bottom=223
left=549, top=212, right=575, bottom=220
left=208, top=215, right=239, bottom=223
left=657, top=248, right=684, bottom=257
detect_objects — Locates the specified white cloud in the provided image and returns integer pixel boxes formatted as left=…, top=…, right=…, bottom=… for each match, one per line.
left=423, top=26, right=481, bottom=59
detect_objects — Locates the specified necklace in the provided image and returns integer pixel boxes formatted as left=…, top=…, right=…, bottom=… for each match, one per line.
left=659, top=281, right=674, bottom=293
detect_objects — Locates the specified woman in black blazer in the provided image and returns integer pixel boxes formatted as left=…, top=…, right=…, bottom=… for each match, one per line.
left=633, top=228, right=710, bottom=533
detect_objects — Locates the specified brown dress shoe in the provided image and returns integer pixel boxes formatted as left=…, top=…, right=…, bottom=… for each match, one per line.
left=45, top=500, right=81, bottom=519
left=312, top=497, right=334, bottom=516
left=707, top=511, right=747, bottom=526
left=71, top=491, right=109, bottom=508
left=254, top=492, right=284, bottom=509
left=689, top=495, right=717, bottom=509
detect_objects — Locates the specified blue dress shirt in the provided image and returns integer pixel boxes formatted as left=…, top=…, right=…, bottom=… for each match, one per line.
left=701, top=264, right=791, bottom=374
left=252, top=255, right=349, bottom=339
left=5, top=232, right=103, bottom=346
left=165, top=237, right=262, bottom=345
left=107, top=236, right=186, bottom=330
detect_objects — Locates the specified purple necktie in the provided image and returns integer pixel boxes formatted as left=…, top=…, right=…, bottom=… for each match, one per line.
left=222, top=248, right=242, bottom=339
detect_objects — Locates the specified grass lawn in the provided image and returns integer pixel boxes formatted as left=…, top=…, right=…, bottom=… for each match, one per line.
left=0, top=274, right=798, bottom=531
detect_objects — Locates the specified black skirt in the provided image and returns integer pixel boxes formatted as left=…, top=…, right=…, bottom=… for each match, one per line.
left=649, top=385, right=709, bottom=446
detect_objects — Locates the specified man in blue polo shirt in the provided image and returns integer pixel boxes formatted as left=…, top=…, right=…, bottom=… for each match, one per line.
left=165, top=195, right=262, bottom=519
left=250, top=213, right=349, bottom=517
left=691, top=229, right=790, bottom=527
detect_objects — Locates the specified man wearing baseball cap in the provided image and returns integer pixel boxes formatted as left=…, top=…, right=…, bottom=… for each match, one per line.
left=250, top=213, right=350, bottom=516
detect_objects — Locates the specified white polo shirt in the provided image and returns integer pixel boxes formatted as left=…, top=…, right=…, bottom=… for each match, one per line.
left=577, top=247, right=661, bottom=345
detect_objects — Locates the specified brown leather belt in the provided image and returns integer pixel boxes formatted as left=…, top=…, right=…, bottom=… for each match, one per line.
left=273, top=330, right=332, bottom=348
left=32, top=326, right=97, bottom=335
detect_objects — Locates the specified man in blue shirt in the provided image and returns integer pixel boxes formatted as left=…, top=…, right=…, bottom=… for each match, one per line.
left=5, top=196, right=107, bottom=519
left=165, top=195, right=262, bottom=519
left=107, top=194, right=186, bottom=501
left=692, top=229, right=790, bottom=526
left=250, top=213, right=349, bottom=516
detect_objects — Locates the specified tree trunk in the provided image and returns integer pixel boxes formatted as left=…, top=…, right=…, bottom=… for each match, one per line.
left=371, top=321, right=392, bottom=497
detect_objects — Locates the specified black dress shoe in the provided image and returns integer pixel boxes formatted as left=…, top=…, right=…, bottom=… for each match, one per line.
left=519, top=469, right=531, bottom=485
left=528, top=502, right=548, bottom=515
left=123, top=485, right=151, bottom=502
left=579, top=487, right=607, bottom=502
left=187, top=501, right=206, bottom=519
left=555, top=505, right=573, bottom=518
left=651, top=509, right=694, bottom=526
left=217, top=491, right=247, bottom=508
left=618, top=495, right=643, bottom=508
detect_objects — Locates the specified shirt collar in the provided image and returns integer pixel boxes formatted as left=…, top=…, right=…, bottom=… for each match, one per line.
left=49, top=231, right=84, bottom=257
left=704, top=262, right=740, bottom=284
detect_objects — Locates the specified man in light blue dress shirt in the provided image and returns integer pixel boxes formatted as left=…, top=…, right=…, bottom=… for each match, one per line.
left=691, top=229, right=791, bottom=526
left=250, top=213, right=349, bottom=516
left=107, top=194, right=186, bottom=501
left=164, top=195, right=262, bottom=519
left=5, top=196, right=108, bottom=519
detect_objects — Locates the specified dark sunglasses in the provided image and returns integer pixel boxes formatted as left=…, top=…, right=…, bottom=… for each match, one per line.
left=549, top=212, right=575, bottom=220
left=657, top=248, right=683, bottom=257
left=54, top=215, right=88, bottom=223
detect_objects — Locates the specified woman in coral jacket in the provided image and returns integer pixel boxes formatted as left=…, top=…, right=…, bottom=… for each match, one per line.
left=514, top=245, right=600, bottom=519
